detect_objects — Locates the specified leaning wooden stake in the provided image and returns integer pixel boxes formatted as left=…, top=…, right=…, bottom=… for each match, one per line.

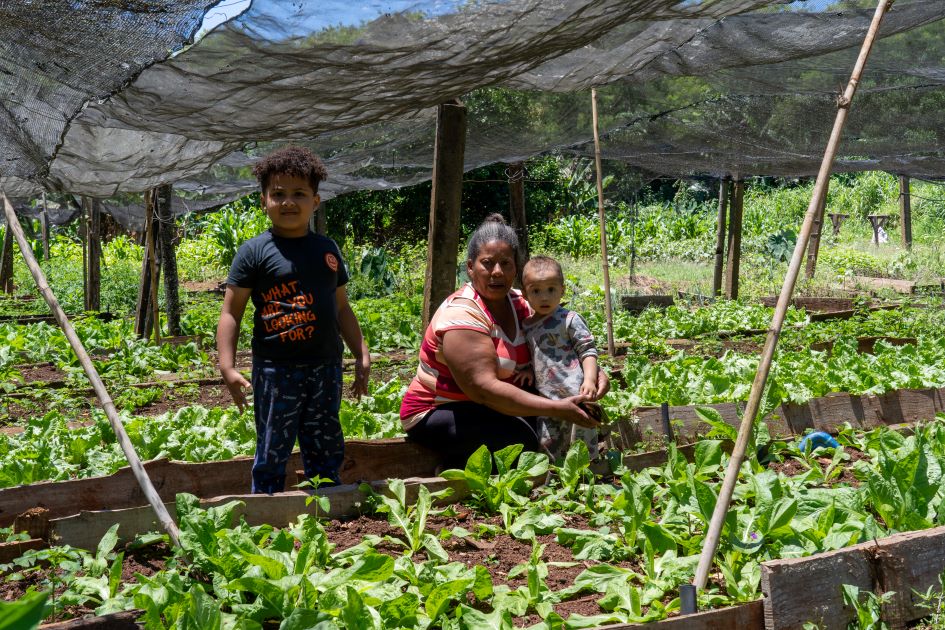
left=591, top=88, right=616, bottom=356
left=1, top=192, right=181, bottom=548
left=692, top=0, right=893, bottom=595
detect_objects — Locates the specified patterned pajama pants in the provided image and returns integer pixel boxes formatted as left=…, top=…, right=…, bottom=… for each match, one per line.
left=251, top=360, right=344, bottom=494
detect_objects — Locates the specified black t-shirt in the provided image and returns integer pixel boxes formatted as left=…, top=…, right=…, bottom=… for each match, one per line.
left=227, top=230, right=349, bottom=363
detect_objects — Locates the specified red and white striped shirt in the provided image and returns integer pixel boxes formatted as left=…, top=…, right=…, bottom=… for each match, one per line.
left=399, top=283, right=531, bottom=429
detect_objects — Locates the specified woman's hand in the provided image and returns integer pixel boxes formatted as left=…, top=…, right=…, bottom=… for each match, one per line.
left=554, top=395, right=600, bottom=429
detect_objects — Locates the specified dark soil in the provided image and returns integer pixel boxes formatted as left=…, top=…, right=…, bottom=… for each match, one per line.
left=17, top=362, right=68, bottom=384
left=326, top=508, right=638, bottom=624
left=181, top=280, right=225, bottom=293
left=766, top=447, right=868, bottom=487
left=2, top=507, right=631, bottom=625
left=134, top=382, right=234, bottom=417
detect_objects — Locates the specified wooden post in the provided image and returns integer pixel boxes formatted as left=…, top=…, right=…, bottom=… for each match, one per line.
left=0, top=217, right=12, bottom=294
left=724, top=179, right=744, bottom=300
left=804, top=182, right=831, bottom=279
left=422, top=99, right=467, bottom=328
left=80, top=197, right=88, bottom=306
left=508, top=162, right=529, bottom=285
left=156, top=185, right=181, bottom=336
left=146, top=193, right=161, bottom=344
left=712, top=178, right=729, bottom=297
left=40, top=192, right=50, bottom=261
left=591, top=88, right=616, bottom=356
left=1, top=192, right=180, bottom=547
left=133, top=249, right=152, bottom=338
left=900, top=175, right=912, bottom=249
left=133, top=197, right=153, bottom=338
left=84, top=198, right=101, bottom=312
left=692, top=0, right=894, bottom=595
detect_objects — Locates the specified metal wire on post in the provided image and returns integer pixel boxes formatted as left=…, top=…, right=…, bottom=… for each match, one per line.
left=2, top=192, right=181, bottom=548
left=689, top=0, right=894, bottom=603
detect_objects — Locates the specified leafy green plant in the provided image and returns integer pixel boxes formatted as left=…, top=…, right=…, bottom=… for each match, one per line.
left=360, top=478, right=450, bottom=561
left=0, top=590, right=47, bottom=630
left=441, top=444, right=549, bottom=514
left=841, top=583, right=894, bottom=630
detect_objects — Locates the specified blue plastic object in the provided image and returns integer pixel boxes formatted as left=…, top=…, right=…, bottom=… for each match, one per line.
left=797, top=431, right=840, bottom=453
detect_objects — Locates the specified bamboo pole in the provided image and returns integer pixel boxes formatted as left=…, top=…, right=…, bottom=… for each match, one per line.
left=591, top=88, right=616, bottom=356
left=692, top=0, right=893, bottom=594
left=1, top=192, right=181, bottom=547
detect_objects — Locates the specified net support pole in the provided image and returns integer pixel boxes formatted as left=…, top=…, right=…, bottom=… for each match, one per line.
left=691, top=0, right=893, bottom=596
left=508, top=162, right=529, bottom=286
left=156, top=185, right=181, bottom=336
left=146, top=191, right=162, bottom=343
left=712, top=178, right=729, bottom=297
left=422, top=98, right=467, bottom=329
left=724, top=179, right=744, bottom=300
left=85, top=198, right=101, bottom=312
left=804, top=183, right=831, bottom=279
left=40, top=193, right=50, bottom=261
left=1, top=192, right=181, bottom=547
left=591, top=88, right=616, bottom=357
left=0, top=216, right=12, bottom=294
left=899, top=175, right=912, bottom=249
left=80, top=197, right=88, bottom=306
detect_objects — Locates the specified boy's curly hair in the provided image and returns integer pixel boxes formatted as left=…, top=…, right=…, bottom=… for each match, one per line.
left=253, top=146, right=328, bottom=193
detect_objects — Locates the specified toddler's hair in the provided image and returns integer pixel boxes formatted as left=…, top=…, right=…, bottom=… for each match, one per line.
left=253, top=146, right=328, bottom=194
left=523, top=255, right=564, bottom=285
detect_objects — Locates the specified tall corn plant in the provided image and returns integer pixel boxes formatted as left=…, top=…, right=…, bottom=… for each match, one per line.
left=204, top=204, right=270, bottom=267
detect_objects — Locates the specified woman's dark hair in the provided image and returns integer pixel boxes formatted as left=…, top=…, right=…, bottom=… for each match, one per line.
left=466, top=213, right=520, bottom=262
left=253, top=146, right=328, bottom=194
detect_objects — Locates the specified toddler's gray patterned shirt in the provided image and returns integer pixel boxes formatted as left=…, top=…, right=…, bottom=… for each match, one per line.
left=524, top=306, right=598, bottom=399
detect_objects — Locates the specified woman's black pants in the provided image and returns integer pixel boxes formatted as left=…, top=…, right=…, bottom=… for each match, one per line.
left=406, top=401, right=540, bottom=471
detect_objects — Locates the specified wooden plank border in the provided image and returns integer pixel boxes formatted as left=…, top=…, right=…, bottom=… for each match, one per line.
left=0, top=439, right=442, bottom=527
left=0, top=537, right=45, bottom=564
left=762, top=525, right=945, bottom=629
left=598, top=601, right=763, bottom=629
left=39, top=610, right=143, bottom=629
left=48, top=476, right=470, bottom=550
left=630, top=386, right=945, bottom=448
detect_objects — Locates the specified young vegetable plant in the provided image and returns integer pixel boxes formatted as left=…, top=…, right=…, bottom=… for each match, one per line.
left=440, top=444, right=549, bottom=514
left=360, top=478, right=450, bottom=561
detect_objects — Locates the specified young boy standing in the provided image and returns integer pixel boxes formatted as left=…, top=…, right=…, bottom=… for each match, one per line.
left=216, top=146, right=370, bottom=494
left=520, top=256, right=600, bottom=460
